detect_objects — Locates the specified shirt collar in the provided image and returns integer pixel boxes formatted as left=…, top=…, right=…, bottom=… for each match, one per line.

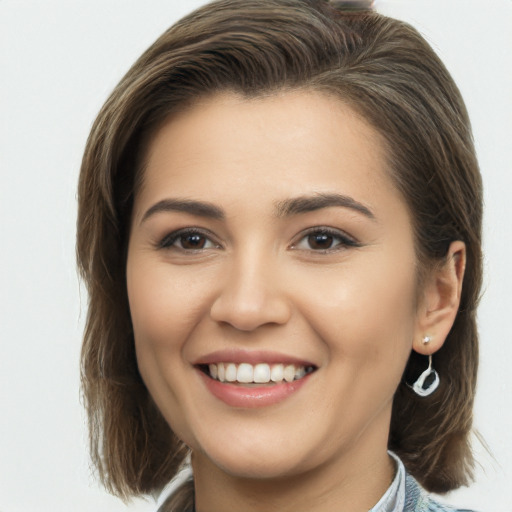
left=369, top=451, right=406, bottom=512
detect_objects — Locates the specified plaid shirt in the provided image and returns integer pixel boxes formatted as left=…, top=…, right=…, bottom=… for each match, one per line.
left=370, top=452, right=476, bottom=512
left=402, top=466, right=476, bottom=512
left=157, top=455, right=477, bottom=512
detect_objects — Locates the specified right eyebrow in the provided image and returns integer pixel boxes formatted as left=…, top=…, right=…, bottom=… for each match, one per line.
left=141, top=198, right=225, bottom=224
left=274, top=192, right=376, bottom=220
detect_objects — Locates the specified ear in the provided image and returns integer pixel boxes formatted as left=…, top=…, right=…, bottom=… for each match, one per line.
left=413, top=241, right=466, bottom=355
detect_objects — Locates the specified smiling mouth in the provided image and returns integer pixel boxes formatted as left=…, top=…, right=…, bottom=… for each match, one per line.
left=199, top=362, right=317, bottom=385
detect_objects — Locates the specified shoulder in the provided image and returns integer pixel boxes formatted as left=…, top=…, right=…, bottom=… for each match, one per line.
left=404, top=471, right=477, bottom=512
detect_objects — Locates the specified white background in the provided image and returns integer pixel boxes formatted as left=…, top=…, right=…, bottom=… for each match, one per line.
left=1, top=1, right=511, bottom=511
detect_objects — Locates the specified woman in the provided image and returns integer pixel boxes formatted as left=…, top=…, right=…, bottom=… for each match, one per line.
left=76, top=1, right=482, bottom=510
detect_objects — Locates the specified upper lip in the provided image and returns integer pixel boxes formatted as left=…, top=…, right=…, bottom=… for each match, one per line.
left=193, top=349, right=316, bottom=367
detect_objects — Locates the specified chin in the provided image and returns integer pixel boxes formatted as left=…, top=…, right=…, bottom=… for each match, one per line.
left=202, top=448, right=308, bottom=480
left=187, top=421, right=328, bottom=481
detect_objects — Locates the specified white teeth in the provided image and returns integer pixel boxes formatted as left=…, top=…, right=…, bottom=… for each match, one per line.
left=217, top=363, right=226, bottom=382
left=225, top=363, right=237, bottom=382
left=283, top=364, right=295, bottom=383
left=237, top=363, right=254, bottom=383
left=206, top=362, right=313, bottom=384
left=295, top=366, right=306, bottom=379
left=270, top=364, right=284, bottom=382
left=253, top=363, right=271, bottom=383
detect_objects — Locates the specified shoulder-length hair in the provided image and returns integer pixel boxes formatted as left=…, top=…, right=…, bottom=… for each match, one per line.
left=77, top=0, right=482, bottom=503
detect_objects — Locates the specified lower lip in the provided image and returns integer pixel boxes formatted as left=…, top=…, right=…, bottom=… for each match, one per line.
left=199, top=370, right=311, bottom=408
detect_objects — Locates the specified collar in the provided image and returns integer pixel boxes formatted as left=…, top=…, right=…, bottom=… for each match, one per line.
left=369, top=452, right=406, bottom=512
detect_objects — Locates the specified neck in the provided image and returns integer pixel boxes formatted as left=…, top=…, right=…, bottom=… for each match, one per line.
left=192, top=427, right=395, bottom=512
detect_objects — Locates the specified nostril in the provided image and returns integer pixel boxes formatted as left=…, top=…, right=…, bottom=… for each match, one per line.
left=209, top=266, right=292, bottom=330
left=210, top=294, right=292, bottom=331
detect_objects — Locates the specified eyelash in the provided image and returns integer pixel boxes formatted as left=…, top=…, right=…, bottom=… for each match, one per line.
left=156, top=227, right=360, bottom=253
left=157, top=228, right=220, bottom=251
left=291, top=227, right=361, bottom=253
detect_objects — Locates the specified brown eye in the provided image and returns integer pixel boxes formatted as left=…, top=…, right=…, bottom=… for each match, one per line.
left=180, top=233, right=207, bottom=249
left=307, top=233, right=335, bottom=250
left=158, top=229, right=218, bottom=251
left=292, top=228, right=360, bottom=252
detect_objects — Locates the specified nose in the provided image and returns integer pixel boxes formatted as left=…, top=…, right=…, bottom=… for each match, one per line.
left=210, top=252, right=292, bottom=331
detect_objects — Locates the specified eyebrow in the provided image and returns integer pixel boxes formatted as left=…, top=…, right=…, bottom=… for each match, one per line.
left=141, top=198, right=224, bottom=223
left=141, top=192, right=375, bottom=224
left=274, top=193, right=376, bottom=220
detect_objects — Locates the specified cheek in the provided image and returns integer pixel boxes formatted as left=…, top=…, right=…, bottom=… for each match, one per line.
left=298, top=252, right=418, bottom=368
left=127, top=257, right=213, bottom=352
left=126, top=257, right=211, bottom=444
left=126, top=254, right=190, bottom=405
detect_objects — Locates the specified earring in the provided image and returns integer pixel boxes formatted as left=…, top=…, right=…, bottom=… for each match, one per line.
left=408, top=354, right=440, bottom=397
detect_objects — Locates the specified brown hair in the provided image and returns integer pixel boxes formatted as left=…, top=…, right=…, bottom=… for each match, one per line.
left=77, top=0, right=482, bottom=506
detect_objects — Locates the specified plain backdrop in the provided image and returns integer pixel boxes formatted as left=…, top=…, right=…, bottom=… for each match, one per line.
left=1, top=1, right=511, bottom=511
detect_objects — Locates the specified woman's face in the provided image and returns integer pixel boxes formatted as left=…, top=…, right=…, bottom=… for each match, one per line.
left=127, top=91, right=422, bottom=480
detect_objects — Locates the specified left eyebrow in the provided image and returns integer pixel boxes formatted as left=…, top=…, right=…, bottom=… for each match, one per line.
left=141, top=198, right=225, bottom=224
left=274, top=193, right=376, bottom=220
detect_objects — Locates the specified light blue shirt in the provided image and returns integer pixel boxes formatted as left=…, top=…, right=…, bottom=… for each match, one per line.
left=156, top=453, right=477, bottom=511
left=370, top=452, right=476, bottom=512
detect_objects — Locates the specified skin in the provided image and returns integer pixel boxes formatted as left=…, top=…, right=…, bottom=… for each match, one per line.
left=127, top=91, right=465, bottom=512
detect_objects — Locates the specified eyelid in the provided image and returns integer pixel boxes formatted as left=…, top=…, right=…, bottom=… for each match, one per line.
left=155, top=226, right=359, bottom=253
left=157, top=227, right=221, bottom=251
left=290, top=226, right=361, bottom=251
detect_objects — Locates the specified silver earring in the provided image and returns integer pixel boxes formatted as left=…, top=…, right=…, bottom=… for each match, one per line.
left=408, top=354, right=440, bottom=397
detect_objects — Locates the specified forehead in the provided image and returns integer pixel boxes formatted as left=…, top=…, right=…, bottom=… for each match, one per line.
left=135, top=90, right=403, bottom=221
